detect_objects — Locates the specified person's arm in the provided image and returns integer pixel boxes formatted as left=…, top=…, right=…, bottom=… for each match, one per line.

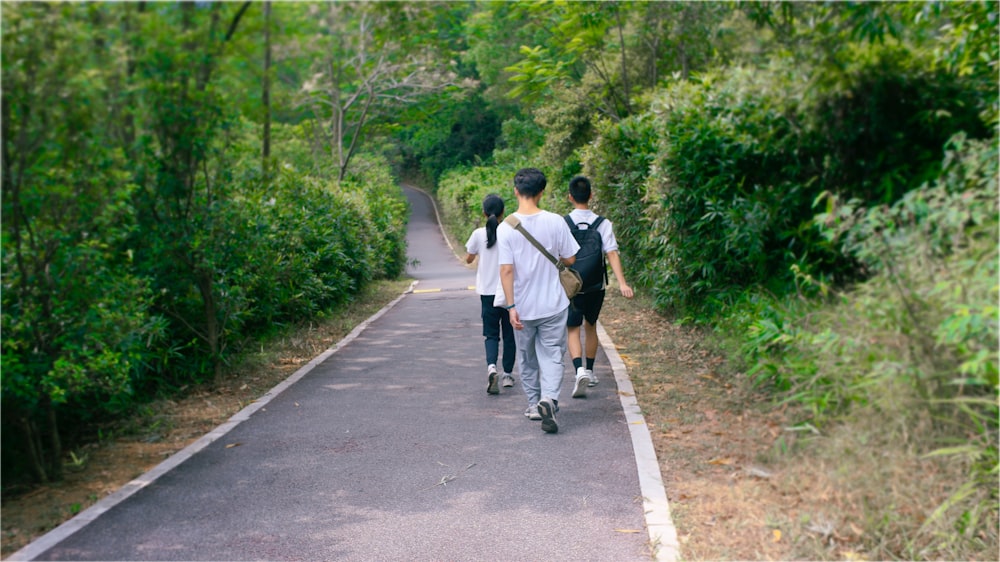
left=605, top=250, right=633, bottom=298
left=500, top=263, right=522, bottom=329
left=561, top=255, right=576, bottom=267
left=465, top=230, right=480, bottom=265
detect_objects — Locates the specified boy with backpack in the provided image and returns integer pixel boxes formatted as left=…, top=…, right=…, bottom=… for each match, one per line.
left=564, top=176, right=634, bottom=399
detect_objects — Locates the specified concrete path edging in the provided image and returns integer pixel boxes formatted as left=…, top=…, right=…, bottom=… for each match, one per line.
left=598, top=321, right=681, bottom=561
left=7, top=283, right=416, bottom=562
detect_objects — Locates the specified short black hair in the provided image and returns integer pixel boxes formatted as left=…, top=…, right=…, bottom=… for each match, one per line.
left=513, top=167, right=547, bottom=197
left=568, top=176, right=591, bottom=203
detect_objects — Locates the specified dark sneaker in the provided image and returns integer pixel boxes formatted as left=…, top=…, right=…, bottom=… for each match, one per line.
left=487, top=364, right=499, bottom=395
left=538, top=398, right=558, bottom=433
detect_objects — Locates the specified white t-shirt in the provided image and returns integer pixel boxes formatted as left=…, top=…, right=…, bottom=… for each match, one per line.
left=497, top=210, right=580, bottom=321
left=465, top=227, right=500, bottom=296
left=566, top=208, right=619, bottom=291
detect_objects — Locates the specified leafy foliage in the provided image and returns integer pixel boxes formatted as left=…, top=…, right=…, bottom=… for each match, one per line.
left=742, top=137, right=998, bottom=556
left=1, top=3, right=408, bottom=486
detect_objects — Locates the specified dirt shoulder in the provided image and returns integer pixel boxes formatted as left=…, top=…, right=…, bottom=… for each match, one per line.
left=601, top=289, right=875, bottom=560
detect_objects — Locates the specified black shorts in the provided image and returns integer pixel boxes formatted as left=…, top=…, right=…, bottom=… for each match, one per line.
left=567, top=289, right=605, bottom=327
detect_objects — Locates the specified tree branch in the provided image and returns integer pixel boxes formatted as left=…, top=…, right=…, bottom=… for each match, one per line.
left=224, top=2, right=252, bottom=42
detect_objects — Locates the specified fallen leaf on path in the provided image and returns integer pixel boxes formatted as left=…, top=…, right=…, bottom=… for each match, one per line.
left=773, top=529, right=781, bottom=542
left=707, top=457, right=734, bottom=465
left=743, top=465, right=773, bottom=479
left=225, top=443, right=242, bottom=449
left=614, top=529, right=642, bottom=534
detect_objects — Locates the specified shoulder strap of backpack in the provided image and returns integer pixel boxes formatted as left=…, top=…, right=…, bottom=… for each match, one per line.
left=563, top=215, right=578, bottom=231
left=566, top=214, right=606, bottom=231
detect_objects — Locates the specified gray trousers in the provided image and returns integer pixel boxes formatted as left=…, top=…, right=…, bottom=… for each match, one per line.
left=514, top=306, right=569, bottom=406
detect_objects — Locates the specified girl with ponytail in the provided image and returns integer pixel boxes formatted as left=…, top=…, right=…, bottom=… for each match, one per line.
left=465, top=194, right=516, bottom=394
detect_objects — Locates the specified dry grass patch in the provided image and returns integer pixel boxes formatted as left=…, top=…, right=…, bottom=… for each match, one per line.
left=601, top=288, right=998, bottom=560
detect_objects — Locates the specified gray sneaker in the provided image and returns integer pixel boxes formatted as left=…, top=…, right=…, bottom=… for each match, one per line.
left=487, top=364, right=499, bottom=395
left=524, top=404, right=541, bottom=420
left=587, top=368, right=598, bottom=387
left=501, top=374, right=515, bottom=388
left=572, top=367, right=590, bottom=398
left=538, top=398, right=558, bottom=433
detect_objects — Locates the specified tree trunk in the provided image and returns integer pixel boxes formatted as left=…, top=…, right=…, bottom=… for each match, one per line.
left=262, top=1, right=272, bottom=171
left=338, top=86, right=373, bottom=181
left=44, top=395, right=64, bottom=481
left=196, top=271, right=223, bottom=385
left=21, top=416, right=49, bottom=484
left=614, top=6, right=632, bottom=116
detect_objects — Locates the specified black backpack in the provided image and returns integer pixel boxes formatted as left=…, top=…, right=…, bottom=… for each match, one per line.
left=565, top=215, right=607, bottom=293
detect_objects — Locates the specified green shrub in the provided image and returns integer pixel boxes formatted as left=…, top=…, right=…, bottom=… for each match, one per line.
left=582, top=114, right=662, bottom=292
left=643, top=64, right=818, bottom=318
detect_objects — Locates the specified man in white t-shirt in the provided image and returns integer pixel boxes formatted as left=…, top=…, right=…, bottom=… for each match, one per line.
left=498, top=168, right=580, bottom=434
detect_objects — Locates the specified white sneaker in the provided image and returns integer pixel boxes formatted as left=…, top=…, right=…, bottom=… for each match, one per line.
left=524, top=404, right=541, bottom=420
left=586, top=369, right=598, bottom=386
left=572, top=367, right=591, bottom=398
left=487, top=364, right=499, bottom=395
left=501, top=374, right=515, bottom=387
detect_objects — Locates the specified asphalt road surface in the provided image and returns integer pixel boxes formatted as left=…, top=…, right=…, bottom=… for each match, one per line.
left=13, top=185, right=677, bottom=562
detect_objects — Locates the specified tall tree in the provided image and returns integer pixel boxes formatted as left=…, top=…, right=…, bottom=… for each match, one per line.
left=1, top=3, right=161, bottom=482
left=128, top=2, right=252, bottom=385
left=295, top=2, right=466, bottom=180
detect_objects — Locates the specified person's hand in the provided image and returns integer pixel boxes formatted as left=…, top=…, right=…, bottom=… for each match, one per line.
left=620, top=283, right=634, bottom=299
left=509, top=307, right=523, bottom=330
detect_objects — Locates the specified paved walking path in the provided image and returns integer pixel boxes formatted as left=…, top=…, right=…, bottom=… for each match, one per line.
left=11, top=186, right=677, bottom=562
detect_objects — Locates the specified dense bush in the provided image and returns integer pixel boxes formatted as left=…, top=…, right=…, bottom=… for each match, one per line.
left=394, top=92, right=503, bottom=184
left=1, top=115, right=408, bottom=485
left=580, top=114, right=659, bottom=289
left=582, top=44, right=991, bottom=320
left=603, top=64, right=819, bottom=318
left=807, top=44, right=991, bottom=205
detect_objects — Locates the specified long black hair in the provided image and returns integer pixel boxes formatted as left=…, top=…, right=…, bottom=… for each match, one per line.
left=482, top=193, right=505, bottom=249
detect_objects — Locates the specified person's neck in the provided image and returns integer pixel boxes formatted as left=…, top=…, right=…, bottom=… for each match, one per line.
left=572, top=203, right=589, bottom=211
left=516, top=197, right=542, bottom=215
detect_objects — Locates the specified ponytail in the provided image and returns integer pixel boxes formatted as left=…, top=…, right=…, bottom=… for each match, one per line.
left=485, top=214, right=499, bottom=249
left=481, top=193, right=505, bottom=249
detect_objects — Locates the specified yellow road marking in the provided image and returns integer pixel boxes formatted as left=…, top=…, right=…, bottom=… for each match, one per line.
left=411, top=286, right=476, bottom=294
